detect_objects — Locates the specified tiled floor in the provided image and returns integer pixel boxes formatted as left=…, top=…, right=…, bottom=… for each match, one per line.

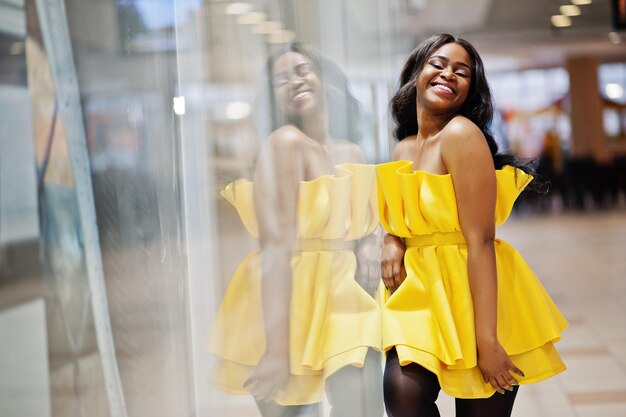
left=496, top=211, right=626, bottom=417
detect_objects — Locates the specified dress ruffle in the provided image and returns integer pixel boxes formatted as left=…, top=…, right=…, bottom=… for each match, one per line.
left=208, top=163, right=381, bottom=405
left=220, top=163, right=379, bottom=239
left=376, top=161, right=567, bottom=399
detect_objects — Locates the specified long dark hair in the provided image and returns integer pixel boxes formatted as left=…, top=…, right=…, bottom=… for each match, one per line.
left=258, top=43, right=362, bottom=143
left=391, top=33, right=535, bottom=175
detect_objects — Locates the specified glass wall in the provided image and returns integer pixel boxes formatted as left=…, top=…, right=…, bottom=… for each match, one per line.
left=1, top=1, right=626, bottom=417
left=1, top=1, right=395, bottom=416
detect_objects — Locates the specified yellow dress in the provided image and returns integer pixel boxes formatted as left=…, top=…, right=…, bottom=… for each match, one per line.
left=376, top=160, right=568, bottom=399
left=208, top=163, right=381, bottom=405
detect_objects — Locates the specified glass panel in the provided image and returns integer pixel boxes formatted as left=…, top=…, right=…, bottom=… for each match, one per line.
left=3, top=1, right=610, bottom=417
left=180, top=2, right=395, bottom=415
left=62, top=0, right=193, bottom=415
left=2, top=1, right=394, bottom=416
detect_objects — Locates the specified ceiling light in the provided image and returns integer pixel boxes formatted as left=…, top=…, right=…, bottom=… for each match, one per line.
left=551, top=15, right=572, bottom=27
left=560, top=5, right=581, bottom=16
left=608, top=31, right=622, bottom=44
left=571, top=0, right=592, bottom=5
left=225, top=3, right=253, bottom=15
left=237, top=12, right=267, bottom=25
left=266, top=30, right=296, bottom=44
left=173, top=96, right=186, bottom=116
left=605, top=83, right=623, bottom=100
left=252, top=21, right=283, bottom=34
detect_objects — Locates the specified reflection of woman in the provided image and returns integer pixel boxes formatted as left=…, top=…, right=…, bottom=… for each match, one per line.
left=209, top=43, right=383, bottom=417
left=378, top=34, right=567, bottom=417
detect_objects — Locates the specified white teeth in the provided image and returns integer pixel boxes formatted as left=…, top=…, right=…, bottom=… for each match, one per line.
left=293, top=92, right=310, bottom=102
left=434, top=84, right=454, bottom=94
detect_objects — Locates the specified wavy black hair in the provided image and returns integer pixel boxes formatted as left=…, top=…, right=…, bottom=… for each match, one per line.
left=391, top=33, right=536, bottom=176
left=257, top=42, right=362, bottom=143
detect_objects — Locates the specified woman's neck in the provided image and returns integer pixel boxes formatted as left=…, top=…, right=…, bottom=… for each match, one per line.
left=300, top=111, right=330, bottom=144
left=416, top=106, right=456, bottom=140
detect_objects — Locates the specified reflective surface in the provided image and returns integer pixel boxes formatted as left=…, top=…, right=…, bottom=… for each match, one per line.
left=0, top=1, right=625, bottom=417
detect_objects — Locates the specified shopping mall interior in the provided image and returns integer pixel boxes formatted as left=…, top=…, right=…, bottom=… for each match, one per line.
left=1, top=0, right=626, bottom=416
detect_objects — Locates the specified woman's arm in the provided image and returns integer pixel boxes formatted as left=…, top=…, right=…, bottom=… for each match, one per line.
left=381, top=233, right=406, bottom=293
left=355, top=227, right=382, bottom=295
left=381, top=142, right=408, bottom=293
left=441, top=117, right=523, bottom=394
left=246, top=127, right=308, bottom=400
left=339, top=142, right=384, bottom=295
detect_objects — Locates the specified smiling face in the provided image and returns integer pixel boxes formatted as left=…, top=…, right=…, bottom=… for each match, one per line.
left=415, top=42, right=473, bottom=115
left=271, top=51, right=323, bottom=118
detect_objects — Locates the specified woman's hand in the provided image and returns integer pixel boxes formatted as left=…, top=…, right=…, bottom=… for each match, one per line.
left=477, top=340, right=524, bottom=395
left=356, top=235, right=381, bottom=295
left=381, top=233, right=406, bottom=293
left=244, top=351, right=290, bottom=403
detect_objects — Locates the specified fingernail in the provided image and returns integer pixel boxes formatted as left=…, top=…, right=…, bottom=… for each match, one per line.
left=498, top=390, right=505, bottom=395
left=507, top=387, right=514, bottom=392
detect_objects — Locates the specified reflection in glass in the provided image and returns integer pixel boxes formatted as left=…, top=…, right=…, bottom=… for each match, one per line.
left=208, top=43, right=384, bottom=417
left=25, top=2, right=104, bottom=416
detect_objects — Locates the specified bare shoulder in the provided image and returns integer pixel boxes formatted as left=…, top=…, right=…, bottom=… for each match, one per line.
left=440, top=116, right=494, bottom=172
left=266, top=124, right=310, bottom=150
left=440, top=116, right=490, bottom=155
left=392, top=136, right=415, bottom=160
left=441, top=116, right=483, bottom=145
left=256, top=125, right=311, bottom=172
left=255, top=125, right=309, bottom=183
left=332, top=139, right=365, bottom=164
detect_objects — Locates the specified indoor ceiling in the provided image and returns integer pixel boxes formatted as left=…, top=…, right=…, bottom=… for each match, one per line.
left=0, top=0, right=624, bottom=77
left=391, top=0, right=626, bottom=71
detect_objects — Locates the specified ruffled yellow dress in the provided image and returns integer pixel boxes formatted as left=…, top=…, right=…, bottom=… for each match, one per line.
left=376, top=160, right=568, bottom=399
left=208, top=163, right=381, bottom=405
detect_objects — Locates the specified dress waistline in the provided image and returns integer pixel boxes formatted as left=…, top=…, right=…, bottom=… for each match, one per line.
left=296, top=238, right=356, bottom=252
left=405, top=231, right=466, bottom=248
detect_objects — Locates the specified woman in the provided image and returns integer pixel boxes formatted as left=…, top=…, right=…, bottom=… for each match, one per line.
left=209, top=43, right=383, bottom=417
left=378, top=33, right=567, bottom=417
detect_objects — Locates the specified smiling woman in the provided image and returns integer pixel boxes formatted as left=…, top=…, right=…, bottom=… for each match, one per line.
left=271, top=53, right=322, bottom=120
left=379, top=33, right=567, bottom=417
left=259, top=43, right=364, bottom=145
left=208, top=43, right=384, bottom=417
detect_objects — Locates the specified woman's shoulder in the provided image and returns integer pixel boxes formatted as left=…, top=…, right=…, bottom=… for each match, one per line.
left=255, top=125, right=314, bottom=170
left=268, top=124, right=309, bottom=146
left=440, top=116, right=487, bottom=153
left=262, top=125, right=323, bottom=159
left=439, top=116, right=494, bottom=172
left=442, top=115, right=481, bottom=137
left=392, top=135, right=416, bottom=160
left=330, top=139, right=365, bottom=163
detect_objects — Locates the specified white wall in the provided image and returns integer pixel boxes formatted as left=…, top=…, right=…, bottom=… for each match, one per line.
left=0, top=298, right=51, bottom=417
left=0, top=84, right=39, bottom=245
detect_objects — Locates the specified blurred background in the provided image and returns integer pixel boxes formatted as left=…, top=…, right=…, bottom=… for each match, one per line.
left=0, top=0, right=625, bottom=416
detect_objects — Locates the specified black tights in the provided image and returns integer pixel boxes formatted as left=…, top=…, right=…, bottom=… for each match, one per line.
left=384, top=348, right=519, bottom=417
left=255, top=349, right=384, bottom=417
